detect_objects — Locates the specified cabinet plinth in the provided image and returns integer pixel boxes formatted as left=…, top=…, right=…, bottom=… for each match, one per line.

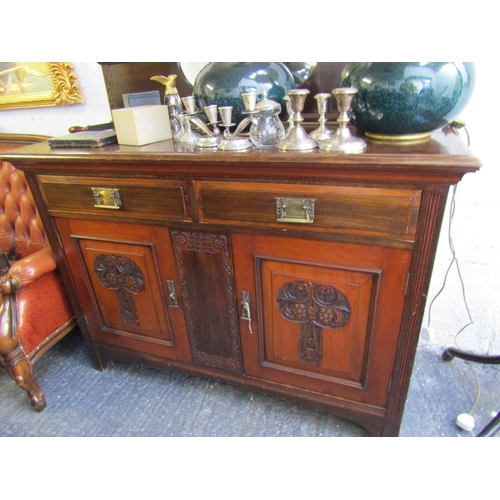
left=3, top=129, right=480, bottom=436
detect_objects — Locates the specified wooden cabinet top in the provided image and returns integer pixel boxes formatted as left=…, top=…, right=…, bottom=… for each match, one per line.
left=2, top=128, right=480, bottom=185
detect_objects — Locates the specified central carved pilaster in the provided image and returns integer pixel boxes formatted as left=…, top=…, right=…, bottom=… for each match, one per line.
left=171, top=230, right=243, bottom=373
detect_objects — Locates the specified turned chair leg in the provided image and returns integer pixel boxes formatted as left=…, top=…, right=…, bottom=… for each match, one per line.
left=1, top=282, right=47, bottom=411
left=3, top=347, right=46, bottom=411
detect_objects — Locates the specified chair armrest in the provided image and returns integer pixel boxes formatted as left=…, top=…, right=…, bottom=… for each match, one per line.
left=0, top=246, right=56, bottom=294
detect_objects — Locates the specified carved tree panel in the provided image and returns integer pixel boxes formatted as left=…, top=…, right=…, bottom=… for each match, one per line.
left=76, top=234, right=174, bottom=343
left=262, top=259, right=374, bottom=382
left=277, top=280, right=351, bottom=365
left=94, top=254, right=145, bottom=325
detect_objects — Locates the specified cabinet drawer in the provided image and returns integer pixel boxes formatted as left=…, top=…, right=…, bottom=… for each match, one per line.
left=195, top=181, right=421, bottom=239
left=39, top=175, right=191, bottom=222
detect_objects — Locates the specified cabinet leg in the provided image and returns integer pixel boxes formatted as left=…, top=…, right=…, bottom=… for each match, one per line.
left=86, top=344, right=109, bottom=371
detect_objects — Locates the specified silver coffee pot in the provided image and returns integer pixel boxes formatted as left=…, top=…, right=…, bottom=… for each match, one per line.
left=247, top=90, right=285, bottom=147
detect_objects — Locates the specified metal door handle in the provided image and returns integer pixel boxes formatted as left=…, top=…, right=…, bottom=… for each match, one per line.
left=240, top=291, right=253, bottom=334
left=167, top=280, right=179, bottom=308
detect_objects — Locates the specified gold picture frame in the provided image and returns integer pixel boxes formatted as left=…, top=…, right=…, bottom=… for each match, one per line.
left=0, top=62, right=84, bottom=110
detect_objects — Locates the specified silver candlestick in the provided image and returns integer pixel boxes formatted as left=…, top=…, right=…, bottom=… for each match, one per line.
left=309, top=93, right=334, bottom=141
left=319, top=87, right=366, bottom=154
left=241, top=90, right=258, bottom=113
left=198, top=104, right=223, bottom=148
left=180, top=96, right=222, bottom=148
left=277, top=89, right=317, bottom=151
left=282, top=95, right=294, bottom=137
left=217, top=106, right=253, bottom=151
left=175, top=113, right=200, bottom=145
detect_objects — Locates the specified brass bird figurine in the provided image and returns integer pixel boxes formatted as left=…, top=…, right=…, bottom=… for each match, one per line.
left=151, top=74, right=180, bottom=102
left=150, top=74, right=183, bottom=135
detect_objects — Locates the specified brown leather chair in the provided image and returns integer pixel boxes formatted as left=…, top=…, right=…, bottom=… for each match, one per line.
left=0, top=134, right=76, bottom=411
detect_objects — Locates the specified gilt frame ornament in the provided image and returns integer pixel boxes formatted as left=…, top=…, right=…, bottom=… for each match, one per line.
left=0, top=62, right=84, bottom=110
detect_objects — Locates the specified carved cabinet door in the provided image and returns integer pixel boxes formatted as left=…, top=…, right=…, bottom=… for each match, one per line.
left=54, top=218, right=192, bottom=362
left=232, top=233, right=413, bottom=409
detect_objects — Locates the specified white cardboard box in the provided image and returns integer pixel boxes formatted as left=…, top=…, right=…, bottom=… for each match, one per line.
left=112, top=105, right=172, bottom=146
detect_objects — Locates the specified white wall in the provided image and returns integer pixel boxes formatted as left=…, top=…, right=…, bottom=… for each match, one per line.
left=1, top=62, right=498, bottom=353
left=421, top=62, right=500, bottom=354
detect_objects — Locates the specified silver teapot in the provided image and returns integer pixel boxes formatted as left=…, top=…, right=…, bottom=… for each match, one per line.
left=241, top=90, right=285, bottom=148
left=247, top=90, right=285, bottom=147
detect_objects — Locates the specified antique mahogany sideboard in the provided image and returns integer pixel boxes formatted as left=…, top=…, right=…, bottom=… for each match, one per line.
left=3, top=129, right=480, bottom=436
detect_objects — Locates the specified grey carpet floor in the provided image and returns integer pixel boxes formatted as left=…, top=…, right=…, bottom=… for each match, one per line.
left=1, top=329, right=499, bottom=437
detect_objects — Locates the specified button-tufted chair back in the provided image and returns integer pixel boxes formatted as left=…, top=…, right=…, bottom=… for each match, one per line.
left=0, top=160, right=46, bottom=260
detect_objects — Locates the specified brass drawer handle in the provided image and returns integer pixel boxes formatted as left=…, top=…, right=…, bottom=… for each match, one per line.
left=276, top=197, right=315, bottom=224
left=92, top=187, right=122, bottom=210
